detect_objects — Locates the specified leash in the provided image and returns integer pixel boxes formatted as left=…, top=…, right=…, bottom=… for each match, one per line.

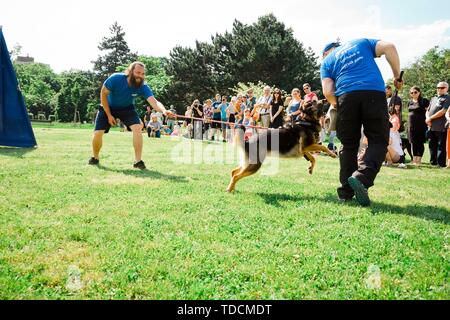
left=173, top=114, right=319, bottom=130
left=174, top=114, right=267, bottom=130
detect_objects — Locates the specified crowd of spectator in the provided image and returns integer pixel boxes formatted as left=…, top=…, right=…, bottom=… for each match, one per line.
left=139, top=80, right=449, bottom=169
left=168, top=84, right=336, bottom=147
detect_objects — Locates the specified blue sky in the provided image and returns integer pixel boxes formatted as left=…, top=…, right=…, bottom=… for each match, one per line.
left=1, top=0, right=449, bottom=81
left=342, top=0, right=449, bottom=27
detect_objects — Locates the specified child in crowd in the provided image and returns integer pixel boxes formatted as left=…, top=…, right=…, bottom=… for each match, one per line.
left=147, top=114, right=162, bottom=138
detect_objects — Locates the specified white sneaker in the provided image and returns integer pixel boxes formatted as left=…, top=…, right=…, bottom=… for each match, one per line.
left=398, top=163, right=407, bottom=169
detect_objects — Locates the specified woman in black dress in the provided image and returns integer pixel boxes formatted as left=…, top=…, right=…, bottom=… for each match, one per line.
left=270, top=88, right=284, bottom=129
left=408, top=86, right=429, bottom=165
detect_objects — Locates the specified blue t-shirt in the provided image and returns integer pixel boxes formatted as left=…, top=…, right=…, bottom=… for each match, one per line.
left=220, top=103, right=228, bottom=120
left=104, top=73, right=154, bottom=109
left=288, top=101, right=301, bottom=115
left=212, top=100, right=222, bottom=119
left=320, top=38, right=385, bottom=97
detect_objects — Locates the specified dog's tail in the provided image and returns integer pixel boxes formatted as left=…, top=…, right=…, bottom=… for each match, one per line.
left=233, top=125, right=246, bottom=149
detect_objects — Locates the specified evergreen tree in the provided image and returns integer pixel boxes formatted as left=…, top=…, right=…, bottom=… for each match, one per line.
left=165, top=14, right=321, bottom=107
left=92, top=22, right=137, bottom=84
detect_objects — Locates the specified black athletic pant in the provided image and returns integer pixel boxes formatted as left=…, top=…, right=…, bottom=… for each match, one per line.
left=411, top=142, right=425, bottom=157
left=428, top=130, right=447, bottom=167
left=336, top=91, right=390, bottom=199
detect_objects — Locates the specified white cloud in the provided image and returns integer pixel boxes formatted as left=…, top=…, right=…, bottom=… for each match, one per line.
left=1, top=1, right=449, bottom=82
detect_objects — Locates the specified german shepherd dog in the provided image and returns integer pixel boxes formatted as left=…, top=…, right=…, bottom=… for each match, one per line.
left=227, top=100, right=337, bottom=192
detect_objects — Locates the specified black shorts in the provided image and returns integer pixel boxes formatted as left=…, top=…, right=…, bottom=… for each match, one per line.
left=228, top=114, right=236, bottom=128
left=94, top=106, right=141, bottom=133
left=211, top=117, right=222, bottom=129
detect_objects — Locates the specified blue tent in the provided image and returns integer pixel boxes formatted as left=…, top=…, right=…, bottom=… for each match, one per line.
left=0, top=27, right=37, bottom=148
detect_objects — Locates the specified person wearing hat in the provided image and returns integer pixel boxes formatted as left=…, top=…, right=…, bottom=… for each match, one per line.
left=426, top=81, right=449, bottom=167
left=321, top=39, right=403, bottom=206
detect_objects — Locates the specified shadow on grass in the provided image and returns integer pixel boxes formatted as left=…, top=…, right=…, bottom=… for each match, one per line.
left=97, top=165, right=188, bottom=183
left=257, top=192, right=449, bottom=225
left=0, top=147, right=36, bottom=158
left=257, top=192, right=306, bottom=208
left=384, top=163, right=448, bottom=170
left=370, top=202, right=449, bottom=225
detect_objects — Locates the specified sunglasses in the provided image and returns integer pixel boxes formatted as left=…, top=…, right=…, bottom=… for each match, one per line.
left=303, top=87, right=310, bottom=90
left=437, top=87, right=447, bottom=89
left=410, top=91, right=419, bottom=94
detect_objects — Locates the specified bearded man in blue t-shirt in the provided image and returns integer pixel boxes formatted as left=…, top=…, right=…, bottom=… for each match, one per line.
left=320, top=39, right=403, bottom=206
left=88, top=61, right=174, bottom=169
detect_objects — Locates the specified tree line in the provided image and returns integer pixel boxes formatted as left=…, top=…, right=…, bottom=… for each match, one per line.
left=12, top=14, right=449, bottom=122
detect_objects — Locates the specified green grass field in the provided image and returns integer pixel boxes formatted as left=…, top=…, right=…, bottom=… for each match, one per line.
left=0, top=126, right=449, bottom=299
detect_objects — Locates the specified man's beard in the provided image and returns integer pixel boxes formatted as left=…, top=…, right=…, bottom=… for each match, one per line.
left=129, top=74, right=144, bottom=88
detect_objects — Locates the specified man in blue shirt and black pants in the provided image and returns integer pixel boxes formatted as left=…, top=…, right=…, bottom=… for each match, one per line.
left=88, top=61, right=174, bottom=169
left=321, top=38, right=403, bottom=207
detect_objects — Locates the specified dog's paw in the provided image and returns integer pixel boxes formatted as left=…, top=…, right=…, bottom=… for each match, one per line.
left=226, top=187, right=235, bottom=193
left=308, top=167, right=314, bottom=175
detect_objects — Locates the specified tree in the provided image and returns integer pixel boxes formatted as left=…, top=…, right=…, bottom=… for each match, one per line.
left=92, top=22, right=138, bottom=84
left=165, top=14, right=320, bottom=107
left=401, top=47, right=450, bottom=100
left=13, top=62, right=60, bottom=117
left=55, top=70, right=97, bottom=122
left=216, top=15, right=320, bottom=91
left=165, top=42, right=220, bottom=108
